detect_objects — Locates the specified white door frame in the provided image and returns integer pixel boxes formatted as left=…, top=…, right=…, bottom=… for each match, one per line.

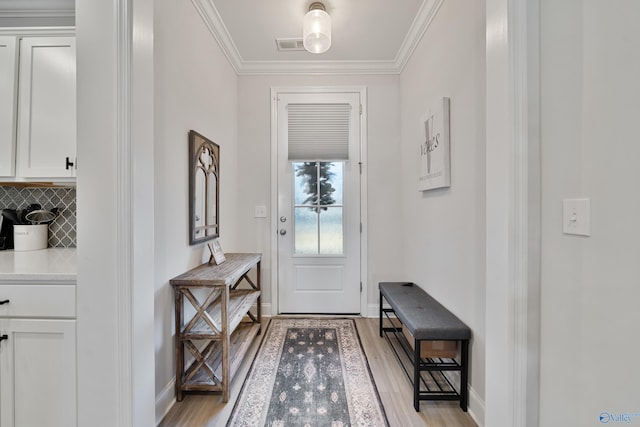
left=484, top=0, right=541, bottom=426
left=270, top=86, right=368, bottom=316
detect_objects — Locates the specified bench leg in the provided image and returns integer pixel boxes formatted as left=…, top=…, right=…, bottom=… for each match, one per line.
left=460, top=339, right=469, bottom=412
left=414, top=339, right=421, bottom=411
left=379, top=290, right=383, bottom=337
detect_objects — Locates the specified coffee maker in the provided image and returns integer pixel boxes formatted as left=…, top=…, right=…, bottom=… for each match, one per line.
left=0, top=209, right=17, bottom=250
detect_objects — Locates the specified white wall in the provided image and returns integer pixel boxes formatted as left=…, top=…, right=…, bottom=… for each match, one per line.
left=540, top=1, right=640, bottom=425
left=236, top=74, right=403, bottom=314
left=154, top=0, right=238, bottom=422
left=399, top=0, right=486, bottom=421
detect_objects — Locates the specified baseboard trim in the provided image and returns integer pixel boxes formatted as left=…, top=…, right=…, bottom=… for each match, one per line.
left=468, top=384, right=485, bottom=427
left=260, top=302, right=273, bottom=317
left=155, top=379, right=176, bottom=426
left=366, top=303, right=379, bottom=318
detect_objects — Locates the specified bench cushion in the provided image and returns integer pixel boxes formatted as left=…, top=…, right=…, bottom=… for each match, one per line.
left=380, top=282, right=471, bottom=341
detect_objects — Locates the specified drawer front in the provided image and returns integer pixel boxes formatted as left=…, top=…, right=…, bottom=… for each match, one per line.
left=0, top=284, right=76, bottom=318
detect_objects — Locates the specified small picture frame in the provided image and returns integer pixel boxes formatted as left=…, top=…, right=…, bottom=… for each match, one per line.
left=207, top=239, right=226, bottom=265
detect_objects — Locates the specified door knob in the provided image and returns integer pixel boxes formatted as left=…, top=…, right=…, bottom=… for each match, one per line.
left=279, top=229, right=287, bottom=236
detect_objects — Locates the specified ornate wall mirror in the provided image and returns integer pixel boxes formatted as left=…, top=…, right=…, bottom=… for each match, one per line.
left=189, top=130, right=220, bottom=245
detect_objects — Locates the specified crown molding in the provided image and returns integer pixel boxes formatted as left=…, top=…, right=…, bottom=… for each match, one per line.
left=394, top=0, right=444, bottom=72
left=191, top=0, right=444, bottom=76
left=238, top=59, right=400, bottom=76
left=190, top=0, right=242, bottom=74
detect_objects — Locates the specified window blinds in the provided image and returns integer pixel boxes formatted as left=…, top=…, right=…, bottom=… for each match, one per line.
left=287, top=103, right=352, bottom=161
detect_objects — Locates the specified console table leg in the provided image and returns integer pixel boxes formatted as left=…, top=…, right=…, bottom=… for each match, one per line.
left=257, top=261, right=262, bottom=335
left=174, top=289, right=185, bottom=402
left=222, top=286, right=230, bottom=402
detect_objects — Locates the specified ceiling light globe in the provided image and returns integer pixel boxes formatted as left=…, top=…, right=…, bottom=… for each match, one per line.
left=303, top=9, right=331, bottom=54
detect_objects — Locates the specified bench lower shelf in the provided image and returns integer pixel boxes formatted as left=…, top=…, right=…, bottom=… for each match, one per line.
left=380, top=306, right=469, bottom=412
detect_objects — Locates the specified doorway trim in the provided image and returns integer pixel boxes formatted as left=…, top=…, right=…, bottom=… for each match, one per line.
left=270, top=86, right=368, bottom=316
left=484, top=0, right=541, bottom=425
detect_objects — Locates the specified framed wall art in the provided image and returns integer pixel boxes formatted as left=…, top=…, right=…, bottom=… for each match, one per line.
left=418, top=97, right=451, bottom=191
left=189, top=130, right=220, bottom=245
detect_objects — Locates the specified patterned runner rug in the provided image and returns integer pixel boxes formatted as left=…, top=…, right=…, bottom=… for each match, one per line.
left=227, top=318, right=389, bottom=427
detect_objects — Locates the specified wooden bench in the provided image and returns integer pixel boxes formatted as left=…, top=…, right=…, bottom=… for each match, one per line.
left=379, top=282, right=471, bottom=412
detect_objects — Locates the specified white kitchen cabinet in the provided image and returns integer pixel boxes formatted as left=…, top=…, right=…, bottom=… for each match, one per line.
left=16, top=36, right=76, bottom=178
left=0, top=37, right=18, bottom=177
left=0, top=282, right=76, bottom=427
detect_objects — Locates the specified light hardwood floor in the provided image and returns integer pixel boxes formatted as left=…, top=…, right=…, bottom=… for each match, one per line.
left=159, top=317, right=478, bottom=427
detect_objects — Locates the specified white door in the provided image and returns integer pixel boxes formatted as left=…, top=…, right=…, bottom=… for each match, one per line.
left=0, top=318, right=77, bottom=427
left=276, top=91, right=362, bottom=313
left=16, top=36, right=76, bottom=178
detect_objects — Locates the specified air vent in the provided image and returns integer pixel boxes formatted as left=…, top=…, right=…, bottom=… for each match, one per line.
left=276, top=38, right=305, bottom=51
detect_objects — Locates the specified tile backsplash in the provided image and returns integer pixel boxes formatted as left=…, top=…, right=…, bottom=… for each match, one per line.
left=0, top=187, right=76, bottom=248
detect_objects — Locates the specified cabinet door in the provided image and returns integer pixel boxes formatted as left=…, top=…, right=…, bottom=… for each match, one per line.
left=0, top=37, right=18, bottom=177
left=16, top=36, right=76, bottom=178
left=0, top=318, right=76, bottom=427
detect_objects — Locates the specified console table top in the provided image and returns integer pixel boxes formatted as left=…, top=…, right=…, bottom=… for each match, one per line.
left=169, top=253, right=261, bottom=287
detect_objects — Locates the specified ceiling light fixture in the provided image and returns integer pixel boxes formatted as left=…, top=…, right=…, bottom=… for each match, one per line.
left=303, top=2, right=331, bottom=54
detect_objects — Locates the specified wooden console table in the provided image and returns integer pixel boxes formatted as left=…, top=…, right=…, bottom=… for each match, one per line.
left=170, top=253, right=262, bottom=402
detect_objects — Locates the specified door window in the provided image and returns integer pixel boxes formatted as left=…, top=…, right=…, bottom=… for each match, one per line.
left=293, top=161, right=344, bottom=255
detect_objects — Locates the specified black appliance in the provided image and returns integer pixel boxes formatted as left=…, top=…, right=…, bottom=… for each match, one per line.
left=0, top=209, right=17, bottom=250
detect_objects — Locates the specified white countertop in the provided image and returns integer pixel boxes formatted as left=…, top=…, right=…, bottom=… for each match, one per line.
left=0, top=248, right=77, bottom=281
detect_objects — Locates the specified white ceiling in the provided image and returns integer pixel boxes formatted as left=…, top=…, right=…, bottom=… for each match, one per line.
left=195, top=0, right=443, bottom=75
left=214, top=0, right=423, bottom=61
left=0, top=0, right=442, bottom=75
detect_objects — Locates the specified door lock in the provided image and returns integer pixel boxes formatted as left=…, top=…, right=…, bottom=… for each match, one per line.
left=280, top=216, right=287, bottom=223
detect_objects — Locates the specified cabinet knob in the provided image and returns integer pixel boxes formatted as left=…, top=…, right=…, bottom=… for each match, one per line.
left=65, top=157, right=75, bottom=170
left=0, top=335, right=7, bottom=342
left=0, top=299, right=9, bottom=305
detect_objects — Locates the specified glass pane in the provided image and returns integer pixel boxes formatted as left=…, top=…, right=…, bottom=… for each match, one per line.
left=194, top=168, right=206, bottom=238
left=205, top=171, right=217, bottom=236
left=292, top=162, right=345, bottom=256
left=319, top=207, right=343, bottom=254
left=294, top=162, right=318, bottom=205
left=319, top=162, right=343, bottom=206
left=294, top=207, right=318, bottom=254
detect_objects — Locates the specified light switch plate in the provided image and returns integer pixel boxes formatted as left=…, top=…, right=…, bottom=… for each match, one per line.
left=254, top=205, right=267, bottom=218
left=563, top=198, right=591, bottom=236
